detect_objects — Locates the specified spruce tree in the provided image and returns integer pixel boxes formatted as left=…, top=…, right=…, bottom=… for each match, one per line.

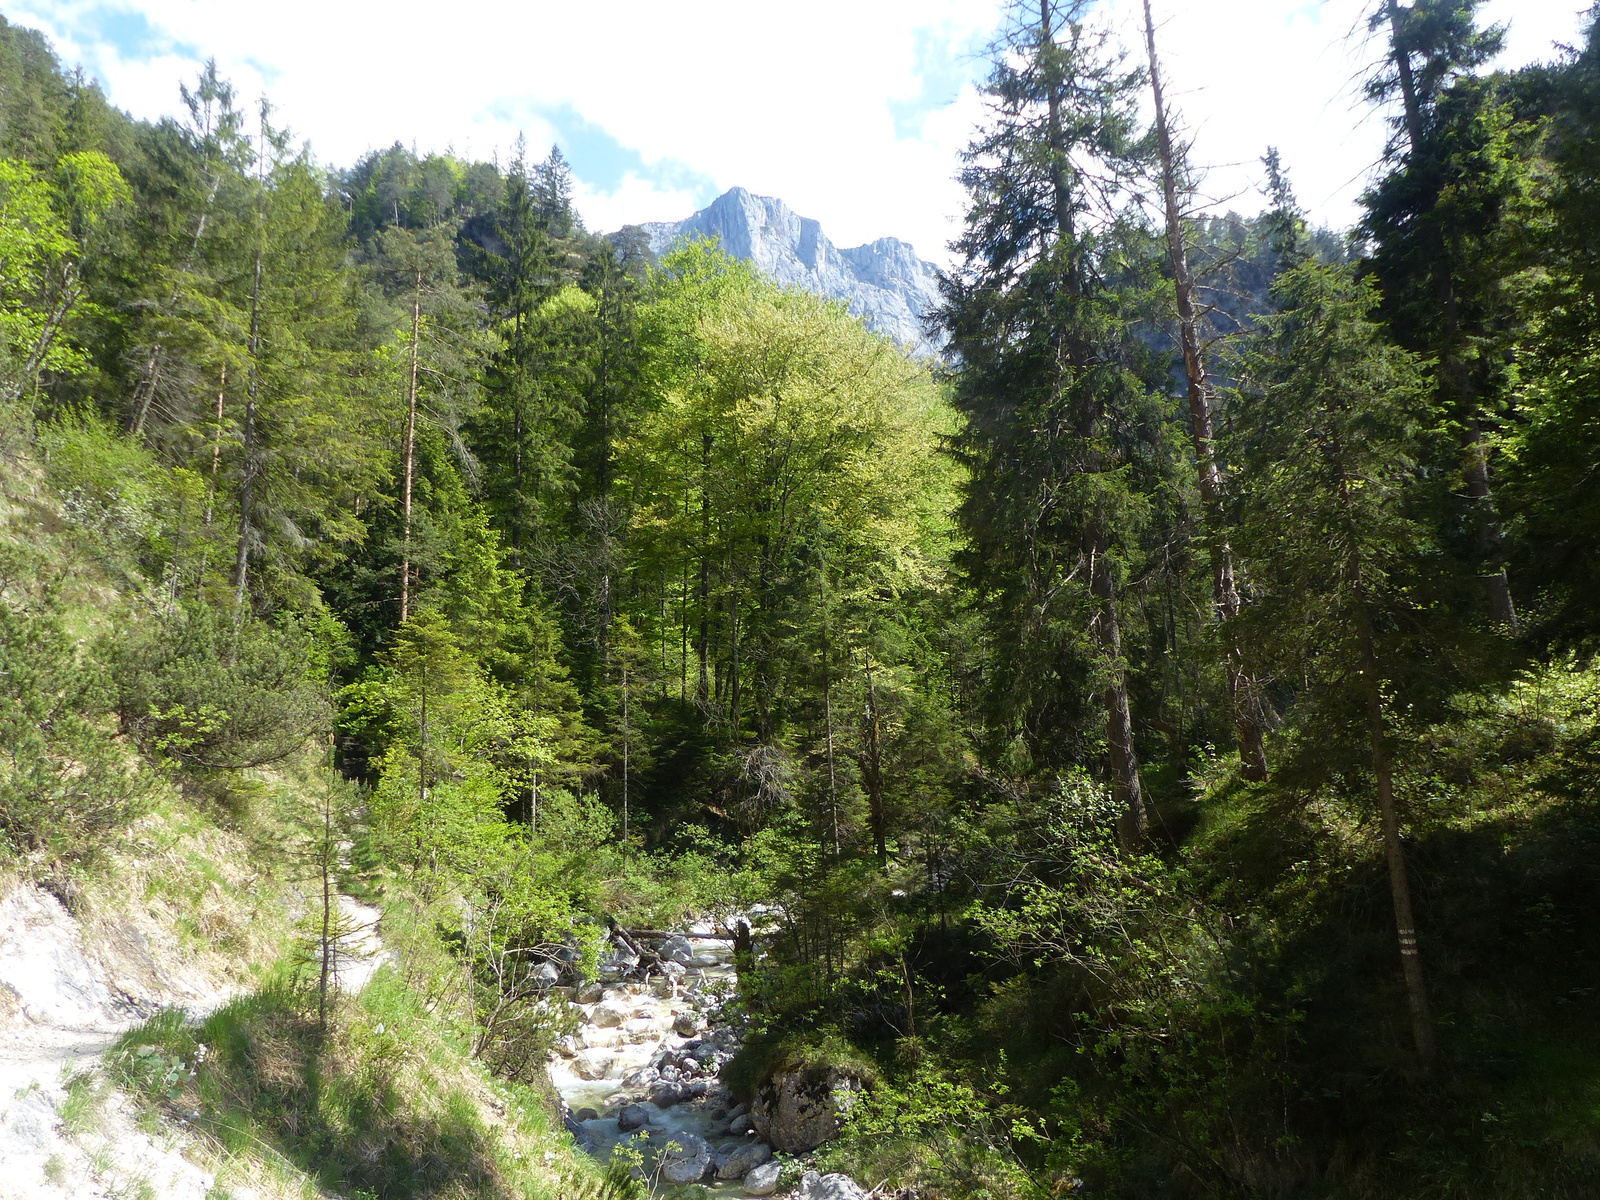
left=469, top=143, right=583, bottom=566
left=1364, top=0, right=1523, bottom=630
left=940, top=0, right=1158, bottom=837
left=1232, top=235, right=1442, bottom=1065
left=1506, top=14, right=1600, bottom=640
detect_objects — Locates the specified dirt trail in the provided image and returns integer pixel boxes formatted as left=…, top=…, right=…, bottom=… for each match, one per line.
left=0, top=881, right=386, bottom=1199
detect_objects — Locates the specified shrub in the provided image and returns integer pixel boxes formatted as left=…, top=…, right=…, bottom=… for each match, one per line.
left=109, top=605, right=329, bottom=773
left=0, top=568, right=148, bottom=862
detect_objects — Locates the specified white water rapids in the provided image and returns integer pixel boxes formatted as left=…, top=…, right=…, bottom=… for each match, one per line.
left=548, top=920, right=776, bottom=1196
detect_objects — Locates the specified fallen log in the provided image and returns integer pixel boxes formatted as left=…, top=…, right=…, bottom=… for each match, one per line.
left=616, top=927, right=736, bottom=942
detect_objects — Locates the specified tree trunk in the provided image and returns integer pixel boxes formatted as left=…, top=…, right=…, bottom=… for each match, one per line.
left=729, top=590, right=742, bottom=743
left=1089, top=533, right=1148, bottom=841
left=697, top=434, right=712, bottom=704
left=232, top=236, right=263, bottom=607
left=1355, top=603, right=1437, bottom=1068
left=1142, top=0, right=1269, bottom=781
left=864, top=656, right=887, bottom=866
left=319, top=774, right=333, bottom=1029
left=206, top=365, right=226, bottom=514
left=400, top=270, right=421, bottom=623
left=621, top=663, right=630, bottom=853
left=820, top=569, right=841, bottom=859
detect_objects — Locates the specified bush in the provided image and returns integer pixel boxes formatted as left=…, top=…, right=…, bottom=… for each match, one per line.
left=109, top=605, right=329, bottom=773
left=0, top=568, right=148, bottom=862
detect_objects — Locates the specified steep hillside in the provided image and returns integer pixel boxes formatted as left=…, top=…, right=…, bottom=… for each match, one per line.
left=0, top=450, right=600, bottom=1200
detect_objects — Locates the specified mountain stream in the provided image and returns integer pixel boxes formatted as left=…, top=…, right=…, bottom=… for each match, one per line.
left=548, top=919, right=779, bottom=1196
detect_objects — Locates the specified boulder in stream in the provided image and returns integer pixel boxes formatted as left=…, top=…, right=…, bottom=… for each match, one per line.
left=591, top=1001, right=629, bottom=1028
left=660, top=934, right=696, bottom=965
left=574, top=981, right=604, bottom=1004
left=531, top=961, right=560, bottom=988
left=649, top=1079, right=690, bottom=1107
left=658, top=1132, right=713, bottom=1184
left=673, top=1012, right=700, bottom=1036
left=751, top=1069, right=863, bottom=1153
left=616, top=1104, right=650, bottom=1132
left=797, top=1170, right=867, bottom=1200
left=743, top=1159, right=782, bottom=1196
left=573, top=1050, right=613, bottom=1081
left=716, top=1140, right=773, bottom=1179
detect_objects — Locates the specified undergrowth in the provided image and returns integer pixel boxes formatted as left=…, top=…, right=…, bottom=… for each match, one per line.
left=111, top=961, right=609, bottom=1200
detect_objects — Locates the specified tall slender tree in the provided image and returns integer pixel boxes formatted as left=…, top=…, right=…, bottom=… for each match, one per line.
left=1365, top=0, right=1520, bottom=630
left=940, top=0, right=1158, bottom=837
left=1232, top=244, right=1441, bottom=1067
left=1140, top=0, right=1269, bottom=781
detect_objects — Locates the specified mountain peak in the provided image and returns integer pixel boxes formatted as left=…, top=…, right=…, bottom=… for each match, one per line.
left=633, top=188, right=944, bottom=356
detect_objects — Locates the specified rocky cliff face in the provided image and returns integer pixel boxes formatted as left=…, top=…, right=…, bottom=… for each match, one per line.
left=633, top=188, right=945, bottom=356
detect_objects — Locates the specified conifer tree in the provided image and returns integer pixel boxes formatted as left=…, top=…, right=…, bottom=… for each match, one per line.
left=1140, top=0, right=1268, bottom=781
left=1232, top=236, right=1441, bottom=1065
left=1506, top=14, right=1600, bottom=640
left=225, top=107, right=380, bottom=607
left=363, top=224, right=487, bottom=622
left=940, top=0, right=1158, bottom=837
left=470, top=143, right=585, bottom=566
left=1365, top=0, right=1523, bottom=630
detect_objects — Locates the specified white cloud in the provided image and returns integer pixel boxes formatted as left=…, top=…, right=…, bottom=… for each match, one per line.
left=8, top=0, right=1587, bottom=268
left=571, top=172, right=706, bottom=238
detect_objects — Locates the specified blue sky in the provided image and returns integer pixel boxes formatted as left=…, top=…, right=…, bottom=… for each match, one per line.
left=10, top=0, right=1588, bottom=265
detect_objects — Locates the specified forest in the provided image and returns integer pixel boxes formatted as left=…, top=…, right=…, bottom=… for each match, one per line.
left=2, top=1, right=1600, bottom=1197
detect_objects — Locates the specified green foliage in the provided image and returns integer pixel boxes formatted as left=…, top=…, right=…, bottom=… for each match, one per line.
left=110, top=965, right=589, bottom=1200
left=109, top=605, right=329, bottom=772
left=1228, top=258, right=1459, bottom=769
left=821, top=1061, right=1046, bottom=1200
left=0, top=549, right=148, bottom=861
left=3, top=11, right=1600, bottom=1199
left=0, top=149, right=128, bottom=400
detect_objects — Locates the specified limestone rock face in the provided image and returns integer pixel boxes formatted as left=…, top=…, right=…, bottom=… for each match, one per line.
left=633, top=188, right=944, bottom=357
left=750, top=1068, right=862, bottom=1153
left=658, top=1132, right=713, bottom=1185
